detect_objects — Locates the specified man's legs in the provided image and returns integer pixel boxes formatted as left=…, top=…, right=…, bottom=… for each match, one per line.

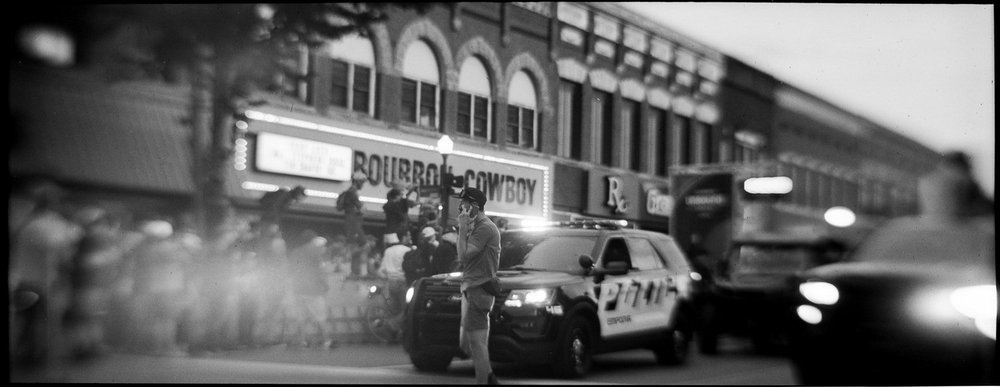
left=461, top=288, right=495, bottom=384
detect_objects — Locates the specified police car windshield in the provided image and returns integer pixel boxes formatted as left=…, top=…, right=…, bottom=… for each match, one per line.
left=500, top=233, right=596, bottom=273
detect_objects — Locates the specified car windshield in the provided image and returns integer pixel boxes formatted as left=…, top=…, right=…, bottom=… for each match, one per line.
left=854, top=217, right=995, bottom=267
left=500, top=232, right=596, bottom=273
left=731, top=245, right=813, bottom=274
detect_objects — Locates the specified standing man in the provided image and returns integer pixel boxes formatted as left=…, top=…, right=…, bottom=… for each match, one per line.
left=383, top=187, right=418, bottom=242
left=338, top=171, right=367, bottom=277
left=454, top=188, right=501, bottom=385
left=338, top=171, right=367, bottom=243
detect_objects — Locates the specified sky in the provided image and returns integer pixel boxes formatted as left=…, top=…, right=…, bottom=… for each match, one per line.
left=619, top=3, right=994, bottom=197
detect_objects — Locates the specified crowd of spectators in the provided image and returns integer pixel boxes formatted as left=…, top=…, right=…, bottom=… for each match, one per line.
left=9, top=178, right=388, bottom=368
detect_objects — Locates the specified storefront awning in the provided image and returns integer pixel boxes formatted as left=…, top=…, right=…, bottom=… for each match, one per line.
left=10, top=67, right=195, bottom=196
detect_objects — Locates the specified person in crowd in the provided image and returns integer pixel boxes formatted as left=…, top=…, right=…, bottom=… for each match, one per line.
left=430, top=226, right=460, bottom=275
left=172, top=213, right=206, bottom=352
left=337, top=171, right=368, bottom=246
left=379, top=233, right=413, bottom=312
left=103, top=213, right=147, bottom=352
left=63, top=206, right=125, bottom=360
left=128, top=219, right=191, bottom=356
left=186, top=216, right=246, bottom=352
left=260, top=185, right=306, bottom=226
left=9, top=177, right=84, bottom=367
left=383, top=186, right=418, bottom=242
left=251, top=222, right=290, bottom=347
left=364, top=234, right=382, bottom=278
left=326, top=234, right=349, bottom=275
left=411, top=205, right=440, bottom=244
left=403, top=227, right=438, bottom=286
left=285, top=230, right=331, bottom=348
left=454, top=188, right=502, bottom=385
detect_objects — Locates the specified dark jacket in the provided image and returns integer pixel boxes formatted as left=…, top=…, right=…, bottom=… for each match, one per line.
left=429, top=239, right=458, bottom=275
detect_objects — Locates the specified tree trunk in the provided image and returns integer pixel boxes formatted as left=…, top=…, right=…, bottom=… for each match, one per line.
left=190, top=44, right=233, bottom=245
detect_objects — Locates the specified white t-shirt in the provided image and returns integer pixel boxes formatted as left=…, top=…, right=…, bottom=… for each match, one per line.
left=380, top=244, right=412, bottom=279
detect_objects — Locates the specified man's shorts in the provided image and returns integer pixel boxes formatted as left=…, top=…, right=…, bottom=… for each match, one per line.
left=461, top=286, right=495, bottom=331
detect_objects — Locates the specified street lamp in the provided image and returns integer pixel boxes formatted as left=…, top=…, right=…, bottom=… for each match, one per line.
left=437, top=135, right=454, bottom=228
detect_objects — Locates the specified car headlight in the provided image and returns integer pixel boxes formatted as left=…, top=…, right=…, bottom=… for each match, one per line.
left=405, top=286, right=415, bottom=303
left=950, top=285, right=996, bottom=340
left=504, top=289, right=554, bottom=308
left=799, top=281, right=840, bottom=305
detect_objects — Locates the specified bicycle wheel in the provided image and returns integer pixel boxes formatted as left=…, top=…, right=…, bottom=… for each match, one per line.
left=365, top=304, right=398, bottom=343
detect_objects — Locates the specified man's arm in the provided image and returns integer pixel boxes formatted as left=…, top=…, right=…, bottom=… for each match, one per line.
left=461, top=225, right=487, bottom=261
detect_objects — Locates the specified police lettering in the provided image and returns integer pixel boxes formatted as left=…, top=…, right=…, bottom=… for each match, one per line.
left=599, top=278, right=670, bottom=312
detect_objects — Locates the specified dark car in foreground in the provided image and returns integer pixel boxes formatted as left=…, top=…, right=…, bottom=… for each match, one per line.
left=401, top=221, right=697, bottom=378
left=787, top=216, right=996, bottom=385
left=698, top=233, right=847, bottom=354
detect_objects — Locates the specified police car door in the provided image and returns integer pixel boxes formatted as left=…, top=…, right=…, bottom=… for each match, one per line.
left=596, top=237, right=671, bottom=338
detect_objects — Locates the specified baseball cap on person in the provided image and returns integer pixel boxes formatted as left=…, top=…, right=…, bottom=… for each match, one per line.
left=352, top=171, right=367, bottom=181
left=453, top=187, right=487, bottom=208
left=421, top=226, right=437, bottom=239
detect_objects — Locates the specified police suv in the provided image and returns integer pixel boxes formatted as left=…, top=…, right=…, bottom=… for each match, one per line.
left=401, top=221, right=697, bottom=378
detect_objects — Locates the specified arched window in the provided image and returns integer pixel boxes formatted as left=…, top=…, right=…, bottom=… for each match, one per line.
left=457, top=57, right=493, bottom=142
left=319, top=33, right=377, bottom=116
left=401, top=40, right=441, bottom=129
left=507, top=71, right=538, bottom=150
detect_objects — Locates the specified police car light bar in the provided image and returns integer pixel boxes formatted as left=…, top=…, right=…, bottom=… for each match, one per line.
left=513, top=219, right=630, bottom=230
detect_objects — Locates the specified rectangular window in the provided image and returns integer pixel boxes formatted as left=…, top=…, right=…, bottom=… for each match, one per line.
left=521, top=107, right=535, bottom=149
left=673, top=115, right=691, bottom=166
left=592, top=91, right=614, bottom=166
left=330, top=59, right=350, bottom=108
left=621, top=100, right=642, bottom=171
left=352, top=65, right=371, bottom=114
left=401, top=79, right=417, bottom=123
left=558, top=80, right=583, bottom=160
left=698, top=122, right=713, bottom=164
left=652, top=108, right=669, bottom=176
left=458, top=92, right=472, bottom=135
left=474, top=96, right=489, bottom=140
left=419, top=83, right=437, bottom=128
left=507, top=105, right=520, bottom=145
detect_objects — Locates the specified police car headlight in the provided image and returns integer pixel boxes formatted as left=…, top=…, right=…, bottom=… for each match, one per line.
left=505, top=289, right=554, bottom=308
left=405, top=287, right=415, bottom=303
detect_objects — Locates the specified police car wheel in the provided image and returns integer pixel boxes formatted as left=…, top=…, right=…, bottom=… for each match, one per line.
left=552, top=316, right=593, bottom=378
left=410, top=352, right=452, bottom=373
left=654, top=328, right=691, bottom=365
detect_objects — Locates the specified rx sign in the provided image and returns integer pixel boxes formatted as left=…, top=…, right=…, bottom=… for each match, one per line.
left=606, top=176, right=629, bottom=214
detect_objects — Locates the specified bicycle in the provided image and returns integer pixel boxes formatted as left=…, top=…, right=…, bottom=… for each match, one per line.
left=364, top=279, right=404, bottom=343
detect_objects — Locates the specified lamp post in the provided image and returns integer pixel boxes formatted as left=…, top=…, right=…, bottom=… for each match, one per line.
left=437, top=135, right=454, bottom=228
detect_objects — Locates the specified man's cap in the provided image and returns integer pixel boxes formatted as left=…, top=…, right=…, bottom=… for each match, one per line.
left=421, top=226, right=437, bottom=239
left=352, top=171, right=368, bottom=181
left=453, top=187, right=487, bottom=207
